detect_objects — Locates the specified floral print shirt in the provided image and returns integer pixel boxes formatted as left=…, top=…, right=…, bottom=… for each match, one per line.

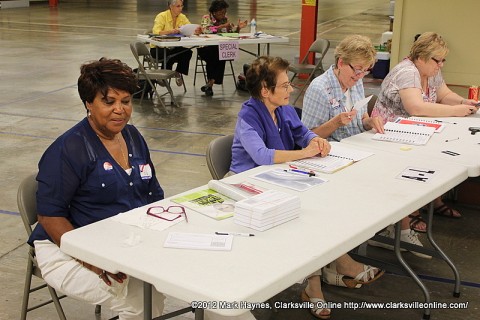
left=371, top=58, right=445, bottom=123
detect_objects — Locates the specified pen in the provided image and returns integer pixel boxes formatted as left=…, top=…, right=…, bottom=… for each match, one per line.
left=435, top=120, right=457, bottom=124
left=215, top=232, right=255, bottom=237
left=284, top=169, right=316, bottom=177
left=445, top=137, right=459, bottom=142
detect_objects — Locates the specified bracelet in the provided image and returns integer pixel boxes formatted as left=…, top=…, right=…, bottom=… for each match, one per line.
left=75, top=258, right=85, bottom=267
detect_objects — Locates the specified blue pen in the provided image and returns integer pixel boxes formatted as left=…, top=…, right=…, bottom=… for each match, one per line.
left=284, top=169, right=316, bottom=177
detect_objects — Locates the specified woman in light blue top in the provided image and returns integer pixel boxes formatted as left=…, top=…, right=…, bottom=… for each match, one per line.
left=302, top=34, right=384, bottom=142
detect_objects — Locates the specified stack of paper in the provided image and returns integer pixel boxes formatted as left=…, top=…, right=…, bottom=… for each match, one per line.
left=234, top=190, right=300, bottom=231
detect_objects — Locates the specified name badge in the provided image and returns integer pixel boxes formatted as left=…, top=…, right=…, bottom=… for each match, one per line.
left=139, top=164, right=152, bottom=180
left=329, top=98, right=341, bottom=108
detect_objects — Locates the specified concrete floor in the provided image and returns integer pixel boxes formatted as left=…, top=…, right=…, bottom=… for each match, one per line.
left=1, top=1, right=479, bottom=319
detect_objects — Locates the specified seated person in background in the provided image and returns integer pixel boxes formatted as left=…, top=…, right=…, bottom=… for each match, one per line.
left=371, top=31, right=479, bottom=218
left=198, top=0, right=248, bottom=96
left=28, top=58, right=166, bottom=319
left=229, top=56, right=384, bottom=320
left=150, top=0, right=193, bottom=86
left=302, top=34, right=433, bottom=260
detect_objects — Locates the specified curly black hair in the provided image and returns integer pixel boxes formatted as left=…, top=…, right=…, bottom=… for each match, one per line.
left=77, top=57, right=137, bottom=110
left=209, top=0, right=229, bottom=14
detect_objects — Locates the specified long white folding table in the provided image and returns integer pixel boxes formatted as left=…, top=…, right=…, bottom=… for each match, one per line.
left=60, top=148, right=467, bottom=320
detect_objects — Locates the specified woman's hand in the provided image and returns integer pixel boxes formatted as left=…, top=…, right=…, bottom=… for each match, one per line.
left=168, top=28, right=180, bottom=35
left=238, top=19, right=248, bottom=30
left=305, top=137, right=331, bottom=158
left=453, top=104, right=479, bottom=116
left=335, top=110, right=357, bottom=127
left=78, top=260, right=127, bottom=286
left=462, top=99, right=480, bottom=107
left=362, top=114, right=385, bottom=133
left=218, top=22, right=233, bottom=31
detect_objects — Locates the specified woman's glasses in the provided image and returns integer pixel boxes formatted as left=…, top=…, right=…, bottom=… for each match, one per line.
left=348, top=64, right=372, bottom=76
left=146, top=205, right=188, bottom=223
left=271, top=82, right=297, bottom=93
left=431, top=57, right=446, bottom=65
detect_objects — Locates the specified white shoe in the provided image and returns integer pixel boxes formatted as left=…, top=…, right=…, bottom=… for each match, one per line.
left=368, top=225, right=431, bottom=259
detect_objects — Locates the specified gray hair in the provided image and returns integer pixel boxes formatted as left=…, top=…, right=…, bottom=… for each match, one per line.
left=168, top=0, right=182, bottom=7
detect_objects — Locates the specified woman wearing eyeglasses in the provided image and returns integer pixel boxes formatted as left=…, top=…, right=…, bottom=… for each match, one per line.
left=371, top=32, right=479, bottom=123
left=150, top=0, right=193, bottom=86
left=197, top=0, right=248, bottom=96
left=370, top=32, right=479, bottom=221
left=228, top=56, right=385, bottom=320
left=229, top=56, right=331, bottom=175
left=302, top=34, right=384, bottom=142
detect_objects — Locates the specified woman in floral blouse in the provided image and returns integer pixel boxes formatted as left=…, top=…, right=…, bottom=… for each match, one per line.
left=198, top=0, right=248, bottom=96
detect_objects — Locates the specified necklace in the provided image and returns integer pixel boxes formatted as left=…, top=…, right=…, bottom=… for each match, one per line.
left=97, top=133, right=129, bottom=169
left=117, top=135, right=129, bottom=169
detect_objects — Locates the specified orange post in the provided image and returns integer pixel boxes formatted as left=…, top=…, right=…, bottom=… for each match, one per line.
left=299, top=0, right=318, bottom=64
left=49, top=0, right=58, bottom=7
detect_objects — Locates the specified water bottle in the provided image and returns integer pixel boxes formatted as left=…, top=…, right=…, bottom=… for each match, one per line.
left=250, top=18, right=257, bottom=35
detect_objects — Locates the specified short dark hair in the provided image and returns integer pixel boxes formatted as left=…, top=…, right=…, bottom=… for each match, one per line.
left=209, top=0, right=229, bottom=14
left=246, top=56, right=290, bottom=99
left=77, top=58, right=137, bottom=110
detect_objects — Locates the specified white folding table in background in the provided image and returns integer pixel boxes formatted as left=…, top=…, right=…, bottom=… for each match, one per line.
left=137, top=34, right=290, bottom=69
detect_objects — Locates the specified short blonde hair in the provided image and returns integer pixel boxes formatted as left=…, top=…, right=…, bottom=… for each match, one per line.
left=334, top=34, right=376, bottom=67
left=409, top=32, right=448, bottom=61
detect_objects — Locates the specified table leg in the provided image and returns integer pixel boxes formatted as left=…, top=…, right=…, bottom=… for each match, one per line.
left=425, top=202, right=461, bottom=297
left=163, top=50, right=167, bottom=69
left=393, top=221, right=431, bottom=319
left=144, top=282, right=152, bottom=320
left=194, top=308, right=204, bottom=320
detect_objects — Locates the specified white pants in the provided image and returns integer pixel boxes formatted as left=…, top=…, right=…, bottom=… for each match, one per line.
left=34, top=240, right=165, bottom=320
left=35, top=240, right=256, bottom=320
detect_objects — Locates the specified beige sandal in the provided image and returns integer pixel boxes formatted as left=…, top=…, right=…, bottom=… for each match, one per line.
left=322, top=261, right=384, bottom=289
left=300, top=290, right=331, bottom=319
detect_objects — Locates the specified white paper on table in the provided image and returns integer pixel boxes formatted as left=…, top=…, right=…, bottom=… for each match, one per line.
left=164, top=232, right=233, bottom=251
left=252, top=168, right=328, bottom=191
left=352, top=95, right=373, bottom=111
left=396, top=166, right=437, bottom=183
left=112, top=200, right=186, bottom=231
left=179, top=24, right=199, bottom=36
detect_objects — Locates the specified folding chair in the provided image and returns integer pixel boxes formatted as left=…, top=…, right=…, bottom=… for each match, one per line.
left=289, top=38, right=330, bottom=105
left=193, top=49, right=237, bottom=88
left=367, top=94, right=378, bottom=116
left=205, top=134, right=234, bottom=180
left=18, top=173, right=119, bottom=320
left=130, top=42, right=179, bottom=113
left=18, top=173, right=67, bottom=320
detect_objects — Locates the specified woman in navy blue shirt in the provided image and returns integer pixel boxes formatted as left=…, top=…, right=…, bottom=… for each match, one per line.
left=29, top=58, right=165, bottom=319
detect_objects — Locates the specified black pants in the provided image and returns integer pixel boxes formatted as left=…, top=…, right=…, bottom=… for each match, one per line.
left=197, top=46, right=227, bottom=85
left=150, top=47, right=193, bottom=75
